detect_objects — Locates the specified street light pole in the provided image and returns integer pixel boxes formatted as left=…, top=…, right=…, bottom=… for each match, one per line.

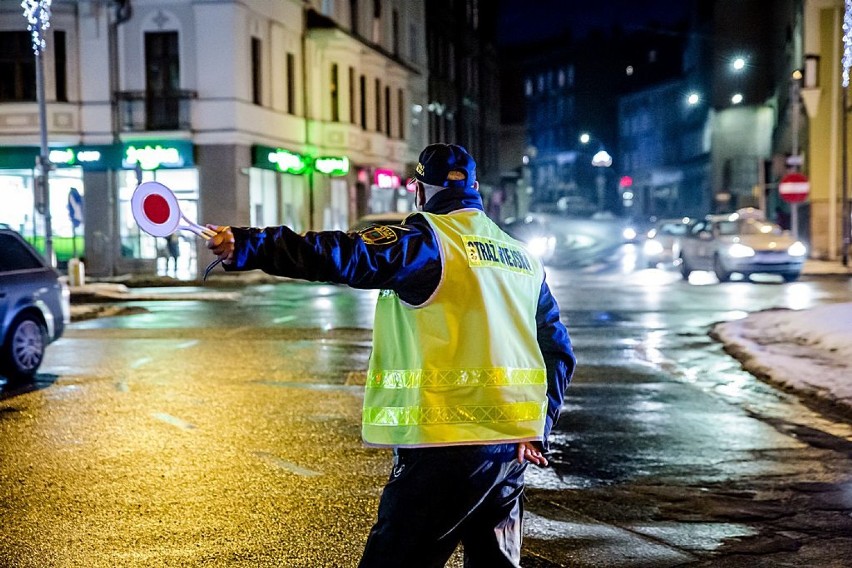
left=23, top=0, right=54, bottom=266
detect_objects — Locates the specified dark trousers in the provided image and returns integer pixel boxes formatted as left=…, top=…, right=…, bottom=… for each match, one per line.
left=359, top=443, right=527, bottom=568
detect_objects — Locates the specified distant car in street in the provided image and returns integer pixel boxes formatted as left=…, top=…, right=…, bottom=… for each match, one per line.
left=643, top=217, right=692, bottom=268
left=0, top=227, right=70, bottom=380
left=498, top=216, right=557, bottom=263
left=678, top=209, right=807, bottom=282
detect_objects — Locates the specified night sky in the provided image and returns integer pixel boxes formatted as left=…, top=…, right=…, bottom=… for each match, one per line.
left=498, top=0, right=693, bottom=45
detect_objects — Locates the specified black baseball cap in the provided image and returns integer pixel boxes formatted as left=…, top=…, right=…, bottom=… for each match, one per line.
left=412, top=143, right=476, bottom=189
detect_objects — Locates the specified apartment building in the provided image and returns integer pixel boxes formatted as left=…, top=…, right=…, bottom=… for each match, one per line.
left=0, top=0, right=427, bottom=278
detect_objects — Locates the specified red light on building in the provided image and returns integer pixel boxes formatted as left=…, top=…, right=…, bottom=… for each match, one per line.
left=375, top=168, right=400, bottom=189
left=619, top=176, right=633, bottom=188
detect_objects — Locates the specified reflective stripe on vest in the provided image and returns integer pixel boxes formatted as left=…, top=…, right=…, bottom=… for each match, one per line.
left=363, top=210, right=547, bottom=448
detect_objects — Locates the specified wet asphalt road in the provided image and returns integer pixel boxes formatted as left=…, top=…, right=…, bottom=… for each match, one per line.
left=1, top=255, right=852, bottom=567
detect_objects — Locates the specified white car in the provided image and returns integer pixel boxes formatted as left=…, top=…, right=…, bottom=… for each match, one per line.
left=679, top=211, right=806, bottom=282
left=643, top=217, right=691, bottom=267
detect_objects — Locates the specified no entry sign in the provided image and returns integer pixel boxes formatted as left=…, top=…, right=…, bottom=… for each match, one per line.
left=131, top=181, right=215, bottom=239
left=779, top=172, right=810, bottom=204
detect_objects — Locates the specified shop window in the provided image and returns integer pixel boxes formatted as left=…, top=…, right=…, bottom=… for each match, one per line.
left=0, top=31, right=36, bottom=102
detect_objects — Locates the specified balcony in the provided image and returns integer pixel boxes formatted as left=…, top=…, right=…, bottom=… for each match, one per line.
left=115, top=90, right=197, bottom=132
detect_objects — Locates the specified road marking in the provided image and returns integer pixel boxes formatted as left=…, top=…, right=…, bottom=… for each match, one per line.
left=131, top=357, right=152, bottom=369
left=174, top=340, right=199, bottom=349
left=272, top=315, right=297, bottom=324
left=253, top=451, right=322, bottom=477
left=151, top=412, right=195, bottom=430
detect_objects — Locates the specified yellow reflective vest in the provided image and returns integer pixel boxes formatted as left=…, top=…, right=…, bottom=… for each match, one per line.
left=362, top=209, right=547, bottom=447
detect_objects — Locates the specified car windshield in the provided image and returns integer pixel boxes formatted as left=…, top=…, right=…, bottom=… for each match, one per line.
left=717, top=219, right=783, bottom=236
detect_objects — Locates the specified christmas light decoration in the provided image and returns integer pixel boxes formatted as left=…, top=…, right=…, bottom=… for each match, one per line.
left=844, top=0, right=852, bottom=87
left=21, top=0, right=52, bottom=54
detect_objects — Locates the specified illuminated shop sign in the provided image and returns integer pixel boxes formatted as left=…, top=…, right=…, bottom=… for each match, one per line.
left=48, top=148, right=105, bottom=167
left=251, top=146, right=349, bottom=176
left=123, top=142, right=192, bottom=170
left=314, top=156, right=350, bottom=176
left=0, top=143, right=192, bottom=171
left=374, top=168, right=400, bottom=189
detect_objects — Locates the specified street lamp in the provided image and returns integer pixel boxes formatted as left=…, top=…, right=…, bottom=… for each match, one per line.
left=732, top=56, right=746, bottom=72
left=731, top=93, right=743, bottom=105
left=579, top=132, right=590, bottom=145
left=687, top=92, right=700, bottom=106
left=22, top=0, right=54, bottom=266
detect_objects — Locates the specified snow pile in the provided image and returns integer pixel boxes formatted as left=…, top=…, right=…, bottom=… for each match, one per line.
left=712, top=303, right=852, bottom=413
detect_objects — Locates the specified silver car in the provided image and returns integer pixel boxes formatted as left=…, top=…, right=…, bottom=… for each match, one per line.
left=643, top=217, right=691, bottom=268
left=679, top=210, right=807, bottom=282
left=0, top=227, right=70, bottom=380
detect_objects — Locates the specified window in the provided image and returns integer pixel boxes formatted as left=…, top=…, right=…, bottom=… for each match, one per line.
left=397, top=88, right=404, bottom=139
left=0, top=234, right=42, bottom=272
left=349, top=66, right=356, bottom=124
left=350, top=0, right=360, bottom=35
left=372, top=0, right=382, bottom=43
left=392, top=9, right=399, bottom=55
left=375, top=78, right=381, bottom=132
left=54, top=30, right=67, bottom=102
left=409, top=24, right=419, bottom=64
left=384, top=85, right=391, bottom=137
left=145, top=31, right=180, bottom=129
left=360, top=74, right=367, bottom=129
left=330, top=63, right=339, bottom=121
left=251, top=37, right=262, bottom=105
left=322, top=0, right=336, bottom=17
left=286, top=52, right=296, bottom=114
left=0, top=32, right=36, bottom=102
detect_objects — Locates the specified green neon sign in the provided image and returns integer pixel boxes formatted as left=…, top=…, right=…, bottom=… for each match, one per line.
left=48, top=148, right=105, bottom=166
left=123, top=141, right=193, bottom=170
left=314, top=156, right=350, bottom=176
left=268, top=149, right=309, bottom=174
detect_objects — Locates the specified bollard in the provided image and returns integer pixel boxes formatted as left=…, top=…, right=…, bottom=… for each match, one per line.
left=68, top=258, right=86, bottom=287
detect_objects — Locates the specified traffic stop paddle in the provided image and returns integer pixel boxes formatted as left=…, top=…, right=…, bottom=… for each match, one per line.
left=131, top=181, right=216, bottom=240
left=130, top=181, right=223, bottom=279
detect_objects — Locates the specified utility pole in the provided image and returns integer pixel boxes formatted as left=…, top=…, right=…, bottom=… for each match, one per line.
left=23, top=0, right=54, bottom=266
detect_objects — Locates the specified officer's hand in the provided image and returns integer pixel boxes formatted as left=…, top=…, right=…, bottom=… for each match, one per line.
left=206, top=225, right=235, bottom=264
left=517, top=442, right=548, bottom=466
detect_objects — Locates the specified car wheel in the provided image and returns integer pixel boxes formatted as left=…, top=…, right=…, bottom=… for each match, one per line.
left=1, top=314, right=47, bottom=381
left=714, top=255, right=731, bottom=283
left=782, top=272, right=800, bottom=283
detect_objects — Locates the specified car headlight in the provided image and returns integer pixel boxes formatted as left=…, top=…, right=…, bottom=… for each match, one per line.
left=787, top=241, right=807, bottom=257
left=727, top=243, right=755, bottom=258
left=622, top=227, right=637, bottom=241
left=527, top=236, right=551, bottom=258
left=643, top=239, right=664, bottom=255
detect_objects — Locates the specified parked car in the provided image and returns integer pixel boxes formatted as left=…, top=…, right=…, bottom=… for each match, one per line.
left=678, top=210, right=807, bottom=282
left=499, top=216, right=558, bottom=263
left=643, top=217, right=692, bottom=268
left=0, top=227, right=70, bottom=380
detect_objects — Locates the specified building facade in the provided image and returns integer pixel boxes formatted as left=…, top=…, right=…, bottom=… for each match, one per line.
left=801, top=0, right=848, bottom=260
left=0, top=0, right=427, bottom=278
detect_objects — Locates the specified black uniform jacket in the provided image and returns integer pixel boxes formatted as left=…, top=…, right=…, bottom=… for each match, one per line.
left=226, top=186, right=576, bottom=449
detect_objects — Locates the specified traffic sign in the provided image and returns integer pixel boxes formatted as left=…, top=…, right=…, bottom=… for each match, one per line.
left=67, top=187, right=83, bottom=228
left=130, top=181, right=216, bottom=240
left=779, top=172, right=809, bottom=204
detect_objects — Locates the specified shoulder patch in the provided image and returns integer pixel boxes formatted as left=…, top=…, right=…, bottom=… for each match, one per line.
left=359, top=225, right=399, bottom=245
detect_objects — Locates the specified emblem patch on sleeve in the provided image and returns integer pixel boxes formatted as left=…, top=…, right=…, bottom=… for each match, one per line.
left=359, top=225, right=399, bottom=245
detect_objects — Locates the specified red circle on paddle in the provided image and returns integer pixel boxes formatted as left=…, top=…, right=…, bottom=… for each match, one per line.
left=143, top=194, right=170, bottom=224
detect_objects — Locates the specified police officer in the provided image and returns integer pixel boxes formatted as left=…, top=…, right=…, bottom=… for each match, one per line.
left=206, top=143, right=575, bottom=567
